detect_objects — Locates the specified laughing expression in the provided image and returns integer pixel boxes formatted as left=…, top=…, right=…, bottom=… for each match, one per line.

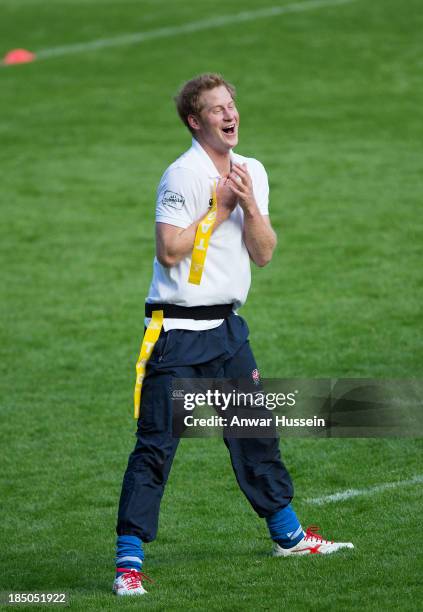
left=190, top=85, right=239, bottom=154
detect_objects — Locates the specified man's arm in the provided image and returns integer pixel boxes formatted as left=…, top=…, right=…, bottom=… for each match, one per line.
left=156, top=178, right=238, bottom=267
left=242, top=212, right=277, bottom=267
left=228, top=162, right=277, bottom=267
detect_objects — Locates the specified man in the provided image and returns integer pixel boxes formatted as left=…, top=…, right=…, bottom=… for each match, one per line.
left=113, top=73, right=353, bottom=596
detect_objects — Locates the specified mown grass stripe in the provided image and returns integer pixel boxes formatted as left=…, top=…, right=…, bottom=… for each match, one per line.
left=31, top=0, right=358, bottom=61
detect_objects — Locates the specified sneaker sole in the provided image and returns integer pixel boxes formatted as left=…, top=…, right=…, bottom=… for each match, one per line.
left=273, top=543, right=354, bottom=557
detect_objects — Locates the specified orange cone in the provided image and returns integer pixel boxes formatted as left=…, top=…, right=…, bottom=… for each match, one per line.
left=3, top=49, right=36, bottom=65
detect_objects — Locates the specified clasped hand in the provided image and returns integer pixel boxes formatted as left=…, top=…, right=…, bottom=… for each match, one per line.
left=216, top=162, right=257, bottom=221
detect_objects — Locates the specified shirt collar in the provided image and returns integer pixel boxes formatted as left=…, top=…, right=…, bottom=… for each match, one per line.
left=191, top=137, right=235, bottom=179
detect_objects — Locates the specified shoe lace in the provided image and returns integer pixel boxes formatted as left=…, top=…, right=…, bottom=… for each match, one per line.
left=121, top=569, right=155, bottom=589
left=304, top=525, right=333, bottom=544
left=140, top=571, right=155, bottom=585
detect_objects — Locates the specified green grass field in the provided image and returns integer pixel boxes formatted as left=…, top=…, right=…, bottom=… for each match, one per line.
left=1, top=0, right=423, bottom=609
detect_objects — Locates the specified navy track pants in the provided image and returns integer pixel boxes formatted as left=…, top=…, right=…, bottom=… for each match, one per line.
left=116, top=314, right=294, bottom=542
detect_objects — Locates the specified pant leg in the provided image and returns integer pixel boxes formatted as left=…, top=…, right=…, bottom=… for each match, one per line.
left=222, top=340, right=294, bottom=517
left=116, top=323, right=228, bottom=543
left=116, top=368, right=180, bottom=542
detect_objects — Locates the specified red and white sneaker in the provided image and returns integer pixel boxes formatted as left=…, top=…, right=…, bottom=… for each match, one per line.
left=112, top=568, right=153, bottom=596
left=273, top=525, right=354, bottom=557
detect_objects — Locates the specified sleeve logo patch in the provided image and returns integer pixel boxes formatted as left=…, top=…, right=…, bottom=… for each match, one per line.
left=162, top=190, right=185, bottom=210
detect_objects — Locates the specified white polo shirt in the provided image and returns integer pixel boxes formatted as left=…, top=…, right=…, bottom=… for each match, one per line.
left=146, top=138, right=269, bottom=331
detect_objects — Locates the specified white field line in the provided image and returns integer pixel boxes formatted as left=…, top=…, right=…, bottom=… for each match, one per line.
left=32, top=0, right=357, bottom=61
left=306, top=475, right=423, bottom=506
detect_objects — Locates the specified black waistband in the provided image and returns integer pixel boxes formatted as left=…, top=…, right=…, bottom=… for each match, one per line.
left=145, top=303, right=234, bottom=320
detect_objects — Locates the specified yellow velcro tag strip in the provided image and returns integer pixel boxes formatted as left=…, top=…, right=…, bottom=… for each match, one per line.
left=188, top=182, right=218, bottom=285
left=133, top=309, right=164, bottom=419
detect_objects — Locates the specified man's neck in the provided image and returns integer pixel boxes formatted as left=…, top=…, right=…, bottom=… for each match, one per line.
left=196, top=138, right=231, bottom=177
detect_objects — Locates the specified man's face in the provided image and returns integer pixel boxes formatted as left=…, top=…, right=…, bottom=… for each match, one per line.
left=191, top=85, right=239, bottom=153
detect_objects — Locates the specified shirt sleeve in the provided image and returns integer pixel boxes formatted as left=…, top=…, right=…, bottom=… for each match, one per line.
left=156, top=167, right=201, bottom=229
left=251, top=160, right=270, bottom=215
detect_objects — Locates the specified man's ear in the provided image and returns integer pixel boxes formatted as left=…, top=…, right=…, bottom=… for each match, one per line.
left=187, top=114, right=201, bottom=132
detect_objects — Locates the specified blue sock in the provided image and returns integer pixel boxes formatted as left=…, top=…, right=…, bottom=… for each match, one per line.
left=266, top=504, right=304, bottom=549
left=116, top=535, right=144, bottom=576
